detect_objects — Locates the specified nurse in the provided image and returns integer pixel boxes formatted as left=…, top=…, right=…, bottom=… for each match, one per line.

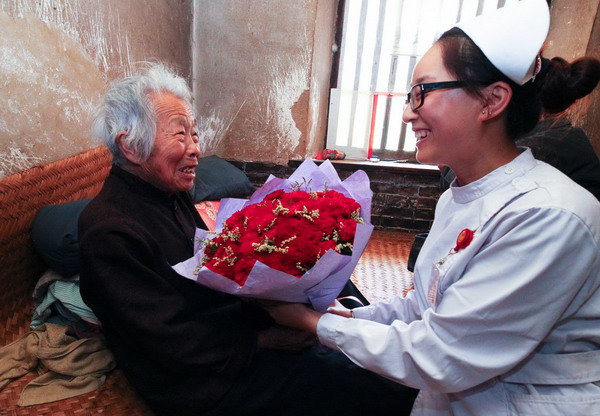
left=263, top=0, right=600, bottom=414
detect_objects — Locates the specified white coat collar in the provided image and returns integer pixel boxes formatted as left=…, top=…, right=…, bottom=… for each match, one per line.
left=450, top=148, right=537, bottom=204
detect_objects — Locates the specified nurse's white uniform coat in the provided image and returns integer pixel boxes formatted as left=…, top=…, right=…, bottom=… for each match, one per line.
left=318, top=149, right=600, bottom=415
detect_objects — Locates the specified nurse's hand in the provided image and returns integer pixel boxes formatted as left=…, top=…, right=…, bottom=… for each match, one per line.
left=260, top=301, right=321, bottom=334
left=326, top=299, right=353, bottom=318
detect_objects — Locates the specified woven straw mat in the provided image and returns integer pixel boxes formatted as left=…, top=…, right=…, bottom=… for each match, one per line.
left=351, top=230, right=416, bottom=302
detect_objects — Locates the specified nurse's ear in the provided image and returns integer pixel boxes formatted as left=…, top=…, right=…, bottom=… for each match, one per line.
left=479, top=81, right=512, bottom=121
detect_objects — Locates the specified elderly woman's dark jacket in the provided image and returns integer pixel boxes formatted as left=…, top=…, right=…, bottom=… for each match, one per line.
left=79, top=166, right=265, bottom=416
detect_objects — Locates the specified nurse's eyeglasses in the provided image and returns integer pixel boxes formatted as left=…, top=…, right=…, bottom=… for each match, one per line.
left=405, top=81, right=465, bottom=111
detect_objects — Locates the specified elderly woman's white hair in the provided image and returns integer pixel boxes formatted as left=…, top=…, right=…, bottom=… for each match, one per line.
left=92, top=62, right=193, bottom=166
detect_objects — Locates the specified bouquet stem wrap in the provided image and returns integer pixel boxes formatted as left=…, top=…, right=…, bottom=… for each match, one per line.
left=173, top=159, right=374, bottom=312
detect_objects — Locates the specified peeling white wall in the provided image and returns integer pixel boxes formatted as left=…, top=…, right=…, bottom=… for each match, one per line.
left=1, top=0, right=136, bottom=75
left=0, top=0, right=192, bottom=178
left=246, top=48, right=311, bottom=157
left=193, top=0, right=337, bottom=165
left=0, top=7, right=103, bottom=177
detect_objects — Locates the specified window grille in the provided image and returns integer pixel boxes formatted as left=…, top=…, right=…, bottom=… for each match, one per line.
left=326, top=0, right=517, bottom=161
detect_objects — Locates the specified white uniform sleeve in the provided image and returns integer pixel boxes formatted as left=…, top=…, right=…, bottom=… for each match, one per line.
left=317, top=207, right=600, bottom=392
left=351, top=288, right=422, bottom=323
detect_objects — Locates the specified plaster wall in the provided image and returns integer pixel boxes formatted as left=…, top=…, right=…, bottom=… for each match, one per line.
left=545, top=0, right=600, bottom=155
left=583, top=2, right=600, bottom=156
left=192, top=0, right=338, bottom=165
left=0, top=0, right=192, bottom=178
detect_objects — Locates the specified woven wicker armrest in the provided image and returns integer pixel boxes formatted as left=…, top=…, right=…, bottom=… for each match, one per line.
left=0, top=147, right=154, bottom=415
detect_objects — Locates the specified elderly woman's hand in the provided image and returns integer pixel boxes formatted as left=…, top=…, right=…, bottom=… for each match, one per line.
left=257, top=325, right=315, bottom=351
left=260, top=301, right=322, bottom=334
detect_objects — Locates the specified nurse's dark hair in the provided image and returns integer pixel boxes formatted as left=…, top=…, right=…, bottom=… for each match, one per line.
left=437, top=27, right=600, bottom=140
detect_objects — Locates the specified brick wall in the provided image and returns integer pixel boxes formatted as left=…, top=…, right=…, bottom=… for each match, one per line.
left=229, top=160, right=443, bottom=233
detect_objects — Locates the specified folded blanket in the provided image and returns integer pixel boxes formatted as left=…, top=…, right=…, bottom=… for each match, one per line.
left=0, top=322, right=115, bottom=406
left=31, top=269, right=99, bottom=329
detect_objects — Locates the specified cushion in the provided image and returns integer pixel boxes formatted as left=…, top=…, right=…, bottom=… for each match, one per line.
left=195, top=201, right=221, bottom=231
left=31, top=199, right=92, bottom=277
left=192, top=155, right=255, bottom=203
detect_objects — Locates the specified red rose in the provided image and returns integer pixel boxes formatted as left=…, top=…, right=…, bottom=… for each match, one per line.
left=454, top=228, right=474, bottom=252
left=201, top=189, right=364, bottom=285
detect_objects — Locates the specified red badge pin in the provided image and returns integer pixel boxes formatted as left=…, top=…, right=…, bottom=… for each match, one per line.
left=454, top=228, right=474, bottom=252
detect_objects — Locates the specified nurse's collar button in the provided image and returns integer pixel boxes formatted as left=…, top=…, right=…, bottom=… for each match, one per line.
left=504, top=165, right=516, bottom=174
left=512, top=177, right=533, bottom=190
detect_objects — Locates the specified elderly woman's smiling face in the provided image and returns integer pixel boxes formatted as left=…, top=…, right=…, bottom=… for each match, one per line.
left=138, top=92, right=200, bottom=194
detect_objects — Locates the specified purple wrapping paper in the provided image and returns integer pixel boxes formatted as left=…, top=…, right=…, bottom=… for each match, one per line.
left=172, top=158, right=374, bottom=312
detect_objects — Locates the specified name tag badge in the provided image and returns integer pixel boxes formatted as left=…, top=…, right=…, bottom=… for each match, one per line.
left=427, top=264, right=441, bottom=307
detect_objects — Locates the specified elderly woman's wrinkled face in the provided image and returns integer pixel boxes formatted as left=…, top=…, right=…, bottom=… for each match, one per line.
left=140, top=92, right=200, bottom=194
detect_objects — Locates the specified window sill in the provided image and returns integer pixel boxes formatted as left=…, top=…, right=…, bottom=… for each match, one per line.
left=290, top=159, right=440, bottom=175
left=331, top=159, right=438, bottom=171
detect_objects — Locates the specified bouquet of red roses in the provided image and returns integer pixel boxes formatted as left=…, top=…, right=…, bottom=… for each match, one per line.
left=173, top=158, right=373, bottom=312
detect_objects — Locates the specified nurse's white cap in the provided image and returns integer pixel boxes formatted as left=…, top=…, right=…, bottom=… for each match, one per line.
left=456, top=0, right=550, bottom=85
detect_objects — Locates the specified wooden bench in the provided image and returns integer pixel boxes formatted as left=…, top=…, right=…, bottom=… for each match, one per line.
left=0, top=146, right=154, bottom=415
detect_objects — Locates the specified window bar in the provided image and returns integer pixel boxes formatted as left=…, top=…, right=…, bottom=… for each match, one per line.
left=379, top=77, right=395, bottom=151
left=368, top=91, right=404, bottom=159
left=456, top=0, right=464, bottom=22
left=398, top=55, right=417, bottom=151
left=365, top=0, right=387, bottom=158
left=369, top=0, right=387, bottom=92
left=379, top=0, right=405, bottom=151
left=346, top=0, right=369, bottom=148
left=367, top=93, right=380, bottom=159
left=396, top=1, right=424, bottom=152
left=476, top=0, right=486, bottom=16
left=331, top=0, right=348, bottom=89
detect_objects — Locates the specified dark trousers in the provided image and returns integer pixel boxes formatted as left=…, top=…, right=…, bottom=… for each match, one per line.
left=205, top=346, right=418, bottom=416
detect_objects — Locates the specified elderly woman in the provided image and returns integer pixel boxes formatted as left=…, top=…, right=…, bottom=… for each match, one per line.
left=264, top=1, right=600, bottom=414
left=79, top=63, right=416, bottom=416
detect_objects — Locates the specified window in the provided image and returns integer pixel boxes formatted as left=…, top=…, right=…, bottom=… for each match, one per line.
left=326, top=0, right=517, bottom=161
